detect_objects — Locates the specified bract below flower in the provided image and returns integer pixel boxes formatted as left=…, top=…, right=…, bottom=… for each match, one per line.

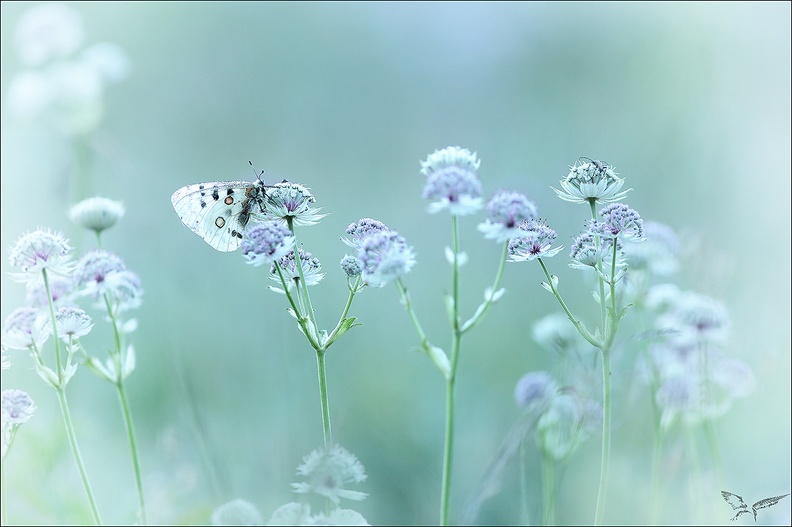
left=551, top=159, right=631, bottom=204
left=263, top=181, right=326, bottom=226
left=270, top=248, right=324, bottom=290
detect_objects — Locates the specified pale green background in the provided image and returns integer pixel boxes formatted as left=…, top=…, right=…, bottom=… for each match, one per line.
left=1, top=2, right=790, bottom=525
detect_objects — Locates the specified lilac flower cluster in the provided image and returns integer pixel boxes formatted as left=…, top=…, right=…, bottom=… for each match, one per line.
left=341, top=218, right=415, bottom=288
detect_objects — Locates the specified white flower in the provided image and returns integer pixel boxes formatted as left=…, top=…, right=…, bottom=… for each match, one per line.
left=552, top=159, right=631, bottom=204
left=53, top=306, right=93, bottom=341
left=14, top=2, right=84, bottom=66
left=1, top=307, right=50, bottom=351
left=8, top=229, right=74, bottom=282
left=263, top=182, right=327, bottom=226
left=1, top=389, right=36, bottom=426
left=291, top=444, right=368, bottom=504
left=421, top=146, right=483, bottom=216
left=70, top=196, right=125, bottom=234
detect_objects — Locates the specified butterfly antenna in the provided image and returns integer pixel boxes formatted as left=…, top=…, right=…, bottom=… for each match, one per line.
left=248, top=161, right=266, bottom=184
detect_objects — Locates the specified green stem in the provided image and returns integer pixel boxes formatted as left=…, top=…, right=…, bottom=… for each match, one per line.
left=42, top=270, right=63, bottom=375
left=594, top=348, right=612, bottom=526
left=541, top=454, right=557, bottom=526
left=519, top=438, right=529, bottom=524
left=116, top=381, right=147, bottom=525
left=440, top=215, right=462, bottom=526
left=537, top=259, right=600, bottom=348
left=460, top=242, right=508, bottom=333
left=649, top=427, right=665, bottom=525
left=395, top=280, right=429, bottom=347
left=102, top=294, right=148, bottom=524
left=316, top=350, right=333, bottom=446
left=56, top=387, right=103, bottom=525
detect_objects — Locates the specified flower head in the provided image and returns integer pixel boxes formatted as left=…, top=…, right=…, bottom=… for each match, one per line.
left=623, top=221, right=679, bottom=276
left=69, top=196, right=125, bottom=234
left=241, top=221, right=295, bottom=267
left=52, top=306, right=93, bottom=341
left=589, top=203, right=644, bottom=241
left=73, top=249, right=142, bottom=311
left=14, top=2, right=83, bottom=66
left=340, top=255, right=363, bottom=279
left=8, top=229, right=74, bottom=281
left=25, top=274, right=74, bottom=308
left=536, top=392, right=601, bottom=460
left=264, top=181, right=326, bottom=226
left=342, top=218, right=390, bottom=249
left=532, top=313, right=586, bottom=356
left=2, top=307, right=50, bottom=350
left=358, top=230, right=416, bottom=288
left=507, top=219, right=564, bottom=262
left=421, top=146, right=483, bottom=215
left=271, top=248, right=324, bottom=290
left=514, top=371, right=557, bottom=411
left=1, top=389, right=36, bottom=426
left=552, top=159, right=630, bottom=204
left=478, top=190, right=538, bottom=242
left=656, top=291, right=730, bottom=345
left=291, top=444, right=368, bottom=504
left=568, top=231, right=625, bottom=270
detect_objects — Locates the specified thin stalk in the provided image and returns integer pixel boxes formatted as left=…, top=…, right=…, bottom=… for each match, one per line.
left=56, top=388, right=103, bottom=525
left=316, top=350, right=333, bottom=445
left=104, top=294, right=147, bottom=524
left=2, top=447, right=8, bottom=525
left=519, top=438, right=529, bottom=524
left=440, top=215, right=462, bottom=526
left=594, top=348, right=612, bottom=526
left=541, top=454, right=557, bottom=526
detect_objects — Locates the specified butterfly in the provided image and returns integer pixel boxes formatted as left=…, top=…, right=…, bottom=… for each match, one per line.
left=171, top=168, right=281, bottom=252
left=721, top=490, right=790, bottom=521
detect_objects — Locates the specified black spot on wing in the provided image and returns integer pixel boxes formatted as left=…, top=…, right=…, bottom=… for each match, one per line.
left=212, top=188, right=219, bottom=201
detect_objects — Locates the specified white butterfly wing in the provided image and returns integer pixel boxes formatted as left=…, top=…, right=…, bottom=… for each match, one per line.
left=171, top=180, right=258, bottom=252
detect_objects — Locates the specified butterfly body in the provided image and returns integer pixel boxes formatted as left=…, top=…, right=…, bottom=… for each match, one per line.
left=171, top=179, right=270, bottom=252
